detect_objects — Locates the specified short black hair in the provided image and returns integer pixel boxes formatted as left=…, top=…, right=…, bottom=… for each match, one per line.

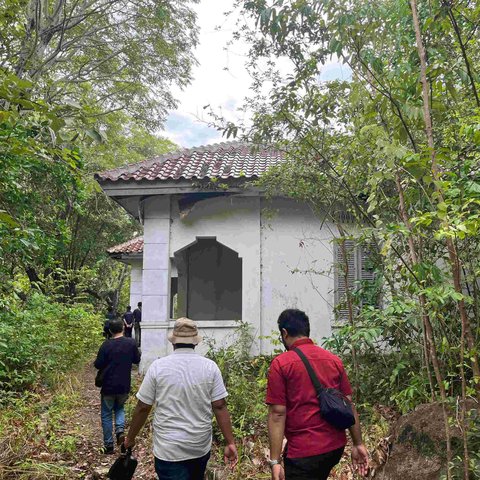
left=278, top=309, right=310, bottom=338
left=173, top=343, right=196, bottom=350
left=126, top=305, right=131, bottom=311
left=137, top=302, right=142, bottom=307
left=109, top=319, right=124, bottom=334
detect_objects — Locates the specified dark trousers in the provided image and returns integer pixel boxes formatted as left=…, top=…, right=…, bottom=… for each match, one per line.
left=134, top=322, right=141, bottom=347
left=284, top=447, right=344, bottom=480
left=154, top=452, right=210, bottom=480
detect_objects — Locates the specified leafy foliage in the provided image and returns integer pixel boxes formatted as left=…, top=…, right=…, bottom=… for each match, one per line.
left=206, top=322, right=270, bottom=439
left=221, top=0, right=480, bottom=476
left=0, top=0, right=199, bottom=130
left=0, top=292, right=102, bottom=392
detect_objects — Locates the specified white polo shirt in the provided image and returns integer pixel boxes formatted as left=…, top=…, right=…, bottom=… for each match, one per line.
left=136, top=348, right=228, bottom=461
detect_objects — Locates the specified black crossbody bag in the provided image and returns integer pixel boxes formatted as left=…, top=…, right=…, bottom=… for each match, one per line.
left=293, top=347, right=355, bottom=430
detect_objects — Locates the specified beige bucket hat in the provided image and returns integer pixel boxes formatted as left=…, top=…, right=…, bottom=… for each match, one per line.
left=168, top=317, right=202, bottom=345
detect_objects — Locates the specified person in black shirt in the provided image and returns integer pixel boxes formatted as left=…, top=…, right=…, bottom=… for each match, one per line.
left=123, top=306, right=134, bottom=338
left=133, top=302, right=142, bottom=348
left=103, top=306, right=115, bottom=339
left=94, top=319, right=141, bottom=454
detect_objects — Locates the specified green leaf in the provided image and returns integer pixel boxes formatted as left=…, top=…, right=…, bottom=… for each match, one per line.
left=0, top=211, right=19, bottom=228
left=86, top=129, right=104, bottom=143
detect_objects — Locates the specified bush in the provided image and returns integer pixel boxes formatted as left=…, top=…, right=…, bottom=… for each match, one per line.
left=0, top=292, right=102, bottom=393
left=205, top=322, right=272, bottom=439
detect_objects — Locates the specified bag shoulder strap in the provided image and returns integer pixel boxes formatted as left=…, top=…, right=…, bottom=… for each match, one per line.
left=293, top=347, right=325, bottom=392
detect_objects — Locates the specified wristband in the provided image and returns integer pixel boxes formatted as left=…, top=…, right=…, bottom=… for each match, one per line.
left=268, top=459, right=281, bottom=468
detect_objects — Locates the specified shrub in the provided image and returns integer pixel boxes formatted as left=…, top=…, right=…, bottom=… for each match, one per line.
left=0, top=292, right=102, bottom=393
left=205, top=322, right=272, bottom=439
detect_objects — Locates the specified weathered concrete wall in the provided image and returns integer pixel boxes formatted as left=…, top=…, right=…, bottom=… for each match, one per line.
left=129, top=260, right=143, bottom=309
left=138, top=194, right=335, bottom=369
left=141, top=196, right=171, bottom=370
left=169, top=195, right=262, bottom=355
left=260, top=197, right=336, bottom=350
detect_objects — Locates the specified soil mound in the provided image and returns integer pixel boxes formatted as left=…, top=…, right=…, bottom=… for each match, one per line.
left=373, top=401, right=477, bottom=480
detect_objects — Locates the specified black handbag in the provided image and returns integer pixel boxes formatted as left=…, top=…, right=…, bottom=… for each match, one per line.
left=107, top=446, right=138, bottom=480
left=95, top=368, right=105, bottom=388
left=293, top=347, right=355, bottom=430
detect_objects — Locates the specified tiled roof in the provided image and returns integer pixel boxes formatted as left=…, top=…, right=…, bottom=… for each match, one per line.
left=95, top=141, right=285, bottom=182
left=107, top=236, right=144, bottom=255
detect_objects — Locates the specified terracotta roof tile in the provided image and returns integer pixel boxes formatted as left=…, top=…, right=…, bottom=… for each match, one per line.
left=107, top=236, right=143, bottom=255
left=95, top=141, right=284, bottom=183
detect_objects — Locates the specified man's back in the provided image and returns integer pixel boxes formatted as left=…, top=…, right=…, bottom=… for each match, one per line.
left=137, top=348, right=227, bottom=462
left=94, top=336, right=141, bottom=395
left=266, top=338, right=352, bottom=458
left=123, top=311, right=134, bottom=325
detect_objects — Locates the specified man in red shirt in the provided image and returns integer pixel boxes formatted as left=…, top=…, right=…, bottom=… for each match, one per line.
left=266, top=309, right=369, bottom=480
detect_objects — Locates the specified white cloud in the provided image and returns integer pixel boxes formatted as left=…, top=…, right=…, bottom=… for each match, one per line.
left=162, top=0, right=351, bottom=148
left=165, top=112, right=223, bottom=147
left=162, top=0, right=249, bottom=147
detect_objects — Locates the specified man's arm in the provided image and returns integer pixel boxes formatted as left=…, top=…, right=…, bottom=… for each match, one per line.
left=268, top=404, right=286, bottom=480
left=133, top=345, right=141, bottom=365
left=124, top=400, right=153, bottom=449
left=212, top=398, right=238, bottom=467
left=94, top=344, right=106, bottom=370
left=347, top=397, right=369, bottom=476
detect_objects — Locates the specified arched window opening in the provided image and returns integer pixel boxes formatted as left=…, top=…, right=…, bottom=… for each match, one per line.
left=173, top=238, right=242, bottom=320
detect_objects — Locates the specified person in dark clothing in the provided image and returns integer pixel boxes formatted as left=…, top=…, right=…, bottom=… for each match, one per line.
left=94, top=319, right=141, bottom=454
left=133, top=302, right=142, bottom=348
left=123, top=305, right=134, bottom=338
left=103, top=306, right=115, bottom=339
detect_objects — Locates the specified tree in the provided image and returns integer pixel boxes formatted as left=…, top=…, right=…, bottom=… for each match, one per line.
left=0, top=0, right=199, bottom=129
left=0, top=72, right=177, bottom=306
left=0, top=0, right=190, bottom=306
left=0, top=72, right=82, bottom=289
left=229, top=1, right=480, bottom=476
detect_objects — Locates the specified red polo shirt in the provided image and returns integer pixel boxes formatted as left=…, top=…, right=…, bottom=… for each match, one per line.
left=266, top=338, right=352, bottom=459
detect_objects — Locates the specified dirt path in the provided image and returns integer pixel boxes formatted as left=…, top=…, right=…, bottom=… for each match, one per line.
left=65, top=363, right=157, bottom=480
left=60, top=363, right=383, bottom=480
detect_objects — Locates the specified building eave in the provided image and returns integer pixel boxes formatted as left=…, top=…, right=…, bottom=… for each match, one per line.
left=98, top=178, right=262, bottom=198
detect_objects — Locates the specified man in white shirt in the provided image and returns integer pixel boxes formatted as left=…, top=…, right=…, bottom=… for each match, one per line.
left=124, top=317, right=238, bottom=479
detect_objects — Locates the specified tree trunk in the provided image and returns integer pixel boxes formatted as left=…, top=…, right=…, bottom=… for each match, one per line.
left=409, top=0, right=480, bottom=398
left=111, top=264, right=129, bottom=314
left=394, top=173, right=436, bottom=401
left=337, top=225, right=359, bottom=388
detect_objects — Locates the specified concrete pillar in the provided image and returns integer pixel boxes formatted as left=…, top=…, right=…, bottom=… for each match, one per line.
left=129, top=260, right=143, bottom=308
left=141, top=196, right=171, bottom=371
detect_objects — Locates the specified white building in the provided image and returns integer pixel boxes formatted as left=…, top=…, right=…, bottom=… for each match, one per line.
left=97, top=142, right=366, bottom=371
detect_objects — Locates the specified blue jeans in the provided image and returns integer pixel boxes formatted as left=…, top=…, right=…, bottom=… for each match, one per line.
left=154, top=452, right=210, bottom=480
left=101, top=394, right=128, bottom=447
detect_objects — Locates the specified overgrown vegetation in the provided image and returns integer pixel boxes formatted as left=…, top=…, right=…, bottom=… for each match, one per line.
left=0, top=293, right=102, bottom=393
left=218, top=1, right=480, bottom=477
left=0, top=292, right=101, bottom=478
left=0, top=1, right=199, bottom=477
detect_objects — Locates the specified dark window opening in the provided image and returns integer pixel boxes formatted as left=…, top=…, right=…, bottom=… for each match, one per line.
left=334, top=240, right=380, bottom=322
left=173, top=238, right=242, bottom=321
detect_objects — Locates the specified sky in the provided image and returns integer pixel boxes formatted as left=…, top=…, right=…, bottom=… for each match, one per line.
left=162, top=0, right=350, bottom=149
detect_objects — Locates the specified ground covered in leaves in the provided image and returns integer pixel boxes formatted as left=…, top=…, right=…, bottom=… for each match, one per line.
left=1, top=359, right=396, bottom=480
left=63, top=364, right=157, bottom=480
